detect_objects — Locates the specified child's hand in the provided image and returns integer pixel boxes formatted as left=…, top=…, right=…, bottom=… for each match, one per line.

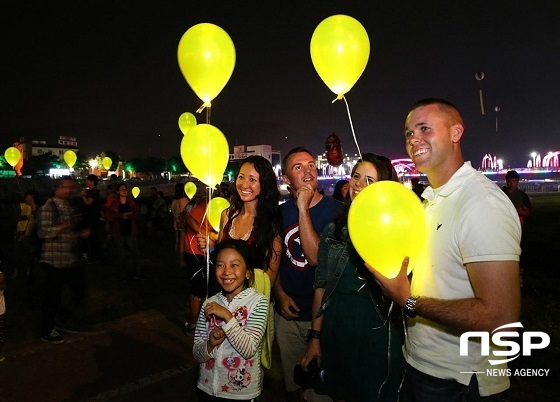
left=205, top=301, right=233, bottom=323
left=208, top=326, right=226, bottom=347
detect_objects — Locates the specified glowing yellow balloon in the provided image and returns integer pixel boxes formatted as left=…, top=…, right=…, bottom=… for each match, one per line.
left=184, top=181, right=197, bottom=199
left=178, top=112, right=197, bottom=135
left=348, top=181, right=425, bottom=279
left=310, top=15, right=370, bottom=99
left=177, top=23, right=236, bottom=104
left=102, top=157, right=112, bottom=170
left=63, top=150, right=77, bottom=168
left=4, top=147, right=21, bottom=167
left=180, top=123, right=229, bottom=187
left=132, top=186, right=140, bottom=198
left=207, top=197, right=230, bottom=230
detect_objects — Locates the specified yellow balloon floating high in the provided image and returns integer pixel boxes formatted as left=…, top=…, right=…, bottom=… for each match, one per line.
left=102, top=157, right=112, bottom=170
left=184, top=181, right=197, bottom=199
left=131, top=186, right=140, bottom=198
left=4, top=147, right=21, bottom=167
left=63, top=150, right=77, bottom=168
left=178, top=112, right=197, bottom=135
left=348, top=181, right=425, bottom=279
left=180, top=123, right=229, bottom=188
left=207, top=197, right=230, bottom=230
left=177, top=23, right=236, bottom=106
left=310, top=15, right=370, bottom=99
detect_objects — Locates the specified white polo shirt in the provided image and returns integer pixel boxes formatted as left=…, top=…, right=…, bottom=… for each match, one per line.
left=405, top=162, right=521, bottom=396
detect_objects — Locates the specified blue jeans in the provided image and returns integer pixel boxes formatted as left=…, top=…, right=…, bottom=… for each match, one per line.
left=399, top=361, right=502, bottom=402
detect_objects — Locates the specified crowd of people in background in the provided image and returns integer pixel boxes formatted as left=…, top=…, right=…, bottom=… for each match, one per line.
left=0, top=97, right=531, bottom=401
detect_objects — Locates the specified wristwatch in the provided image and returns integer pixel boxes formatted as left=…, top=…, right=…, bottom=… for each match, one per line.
left=404, top=296, right=419, bottom=318
left=307, top=329, right=321, bottom=342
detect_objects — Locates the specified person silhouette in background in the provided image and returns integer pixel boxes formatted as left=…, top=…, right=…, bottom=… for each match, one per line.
left=81, top=174, right=101, bottom=263
left=411, top=177, right=425, bottom=201
left=331, top=179, right=349, bottom=202
left=502, top=170, right=532, bottom=286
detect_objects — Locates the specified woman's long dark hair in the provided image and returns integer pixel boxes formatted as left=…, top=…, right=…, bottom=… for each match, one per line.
left=229, top=155, right=283, bottom=269
left=333, top=153, right=400, bottom=240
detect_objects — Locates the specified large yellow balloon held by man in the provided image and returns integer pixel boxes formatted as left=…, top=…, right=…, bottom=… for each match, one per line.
left=310, top=15, right=370, bottom=99
left=63, top=150, right=77, bottom=168
left=180, top=123, right=229, bottom=188
left=4, top=147, right=21, bottom=167
left=348, top=181, right=425, bottom=278
left=177, top=23, right=236, bottom=105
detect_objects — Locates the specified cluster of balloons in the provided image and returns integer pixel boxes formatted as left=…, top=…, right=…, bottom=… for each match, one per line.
left=348, top=181, right=426, bottom=279
left=4, top=147, right=21, bottom=167
left=177, top=23, right=234, bottom=188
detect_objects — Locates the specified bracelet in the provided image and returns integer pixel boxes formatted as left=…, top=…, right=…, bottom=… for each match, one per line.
left=307, top=329, right=321, bottom=342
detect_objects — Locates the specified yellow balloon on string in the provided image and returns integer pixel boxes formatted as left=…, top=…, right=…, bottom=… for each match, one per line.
left=102, top=157, right=112, bottom=170
left=207, top=197, right=230, bottom=230
left=178, top=112, right=197, bottom=135
left=4, top=147, right=21, bottom=167
left=184, top=181, right=197, bottom=199
left=180, top=123, right=229, bottom=187
left=177, top=23, right=236, bottom=104
left=310, top=15, right=370, bottom=99
left=63, top=150, right=77, bottom=168
left=131, top=187, right=140, bottom=198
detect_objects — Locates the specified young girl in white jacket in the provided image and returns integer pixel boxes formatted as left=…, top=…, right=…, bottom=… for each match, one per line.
left=193, top=238, right=268, bottom=401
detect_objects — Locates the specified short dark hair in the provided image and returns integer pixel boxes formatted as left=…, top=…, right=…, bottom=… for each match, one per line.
left=506, top=170, right=520, bottom=180
left=281, top=147, right=313, bottom=175
left=409, top=98, right=464, bottom=128
left=86, top=174, right=99, bottom=185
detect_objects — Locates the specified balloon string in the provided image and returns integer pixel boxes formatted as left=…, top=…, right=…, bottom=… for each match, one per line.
left=196, top=102, right=212, bottom=114
left=203, top=186, right=213, bottom=300
left=479, top=90, right=485, bottom=115
left=342, top=96, right=363, bottom=160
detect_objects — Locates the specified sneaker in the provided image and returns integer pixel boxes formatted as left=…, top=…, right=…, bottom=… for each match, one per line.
left=0, top=354, right=5, bottom=362
left=57, top=321, right=84, bottom=334
left=41, top=329, right=65, bottom=344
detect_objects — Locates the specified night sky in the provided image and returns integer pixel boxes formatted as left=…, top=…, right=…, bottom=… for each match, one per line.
left=1, top=1, right=559, bottom=168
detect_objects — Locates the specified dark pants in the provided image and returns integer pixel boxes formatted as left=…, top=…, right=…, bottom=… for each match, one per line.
left=114, top=235, right=139, bottom=279
left=39, top=263, right=85, bottom=336
left=399, top=361, right=502, bottom=402
left=86, top=219, right=101, bottom=261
